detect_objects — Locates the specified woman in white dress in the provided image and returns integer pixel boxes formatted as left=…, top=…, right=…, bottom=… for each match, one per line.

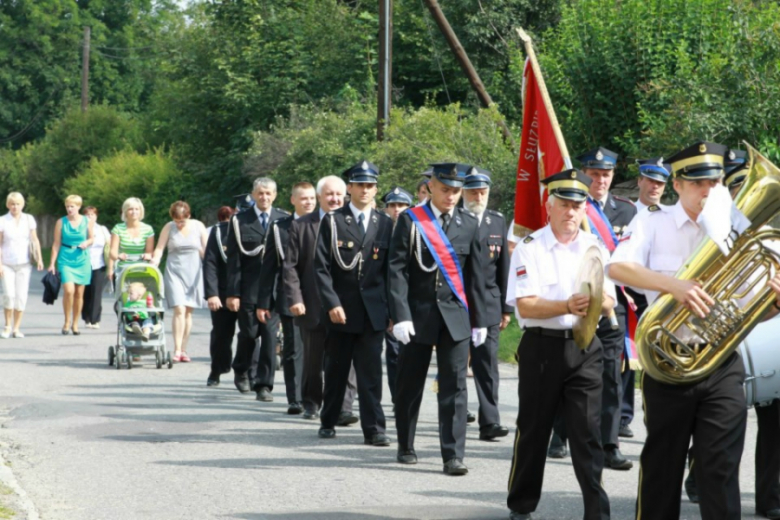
left=81, top=206, right=112, bottom=328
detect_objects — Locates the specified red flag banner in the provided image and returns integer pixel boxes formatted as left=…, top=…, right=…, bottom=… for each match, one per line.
left=513, top=55, right=567, bottom=236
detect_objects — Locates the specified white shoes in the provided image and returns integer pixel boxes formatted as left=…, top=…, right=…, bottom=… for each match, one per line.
left=0, top=327, right=10, bottom=339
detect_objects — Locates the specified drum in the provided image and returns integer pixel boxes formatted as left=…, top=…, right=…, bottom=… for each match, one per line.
left=740, top=317, right=780, bottom=407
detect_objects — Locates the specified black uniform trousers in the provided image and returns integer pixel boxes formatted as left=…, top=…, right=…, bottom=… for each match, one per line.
left=385, top=331, right=400, bottom=404
left=395, top=325, right=469, bottom=463
left=507, top=330, right=609, bottom=520
left=209, top=306, right=238, bottom=375
left=321, top=329, right=386, bottom=437
left=469, top=323, right=501, bottom=430
left=636, top=352, right=746, bottom=520
left=232, top=305, right=277, bottom=390
left=756, top=399, right=780, bottom=513
left=280, top=315, right=303, bottom=405
left=82, top=266, right=107, bottom=324
left=552, top=312, right=625, bottom=448
left=620, top=369, right=635, bottom=428
left=301, top=325, right=356, bottom=414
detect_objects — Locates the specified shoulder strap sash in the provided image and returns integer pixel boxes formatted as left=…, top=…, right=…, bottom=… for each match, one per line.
left=586, top=199, right=618, bottom=252
left=408, top=206, right=468, bottom=310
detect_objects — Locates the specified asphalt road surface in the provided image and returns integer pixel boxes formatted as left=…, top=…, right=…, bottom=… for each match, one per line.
left=0, top=286, right=764, bottom=519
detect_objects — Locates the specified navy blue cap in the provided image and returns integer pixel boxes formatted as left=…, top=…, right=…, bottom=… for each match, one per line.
left=724, top=149, right=748, bottom=188
left=342, top=160, right=379, bottom=184
left=636, top=157, right=671, bottom=183
left=576, top=147, right=618, bottom=170
left=421, top=167, right=434, bottom=178
left=233, top=193, right=255, bottom=212
left=463, top=166, right=492, bottom=189
left=667, top=141, right=726, bottom=180
left=382, top=186, right=413, bottom=206
left=541, top=169, right=593, bottom=202
left=429, top=163, right=470, bottom=188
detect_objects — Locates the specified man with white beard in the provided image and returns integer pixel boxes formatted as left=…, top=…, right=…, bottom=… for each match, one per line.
left=461, top=167, right=512, bottom=440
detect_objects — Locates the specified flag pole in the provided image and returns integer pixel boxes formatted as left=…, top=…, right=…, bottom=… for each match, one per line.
left=515, top=27, right=572, bottom=169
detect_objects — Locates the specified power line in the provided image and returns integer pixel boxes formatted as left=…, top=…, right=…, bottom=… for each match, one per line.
left=0, top=86, right=61, bottom=144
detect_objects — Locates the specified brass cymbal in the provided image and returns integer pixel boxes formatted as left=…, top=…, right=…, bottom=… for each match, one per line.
left=573, top=245, right=605, bottom=350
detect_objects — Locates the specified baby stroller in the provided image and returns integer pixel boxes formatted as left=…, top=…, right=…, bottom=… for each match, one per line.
left=107, top=261, right=172, bottom=370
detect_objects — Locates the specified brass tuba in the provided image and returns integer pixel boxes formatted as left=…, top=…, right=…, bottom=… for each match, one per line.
left=636, top=143, right=780, bottom=385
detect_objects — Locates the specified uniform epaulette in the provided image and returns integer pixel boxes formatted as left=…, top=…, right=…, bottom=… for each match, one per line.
left=487, top=209, right=504, bottom=218
left=648, top=204, right=661, bottom=212
left=613, top=195, right=635, bottom=205
left=523, top=235, right=534, bottom=244
left=277, top=208, right=291, bottom=215
left=458, top=208, right=477, bottom=219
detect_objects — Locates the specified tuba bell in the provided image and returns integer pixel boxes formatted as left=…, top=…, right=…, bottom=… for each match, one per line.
left=636, top=143, right=780, bottom=385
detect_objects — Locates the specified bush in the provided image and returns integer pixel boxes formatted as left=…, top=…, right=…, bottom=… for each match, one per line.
left=63, top=148, right=185, bottom=232
left=245, top=102, right=518, bottom=215
left=26, top=105, right=144, bottom=213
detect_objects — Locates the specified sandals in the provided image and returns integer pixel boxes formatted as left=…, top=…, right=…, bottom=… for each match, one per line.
left=172, top=352, right=182, bottom=363
left=12, top=330, right=24, bottom=338
left=0, top=327, right=11, bottom=339
left=180, top=352, right=191, bottom=363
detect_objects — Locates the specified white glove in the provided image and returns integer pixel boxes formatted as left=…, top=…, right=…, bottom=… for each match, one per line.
left=392, top=321, right=416, bottom=345
left=471, top=327, right=488, bottom=347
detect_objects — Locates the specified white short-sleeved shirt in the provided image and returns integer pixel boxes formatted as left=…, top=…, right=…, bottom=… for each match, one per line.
left=0, top=213, right=36, bottom=266
left=89, top=224, right=110, bottom=270
left=507, top=225, right=616, bottom=329
left=608, top=202, right=705, bottom=305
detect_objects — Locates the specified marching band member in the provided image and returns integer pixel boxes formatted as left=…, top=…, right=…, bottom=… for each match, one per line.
left=506, top=168, right=612, bottom=520
left=607, top=141, right=780, bottom=519
left=313, top=161, right=393, bottom=446
left=388, top=163, right=488, bottom=475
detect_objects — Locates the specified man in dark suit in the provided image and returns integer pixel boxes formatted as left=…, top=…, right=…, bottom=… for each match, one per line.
left=461, top=167, right=512, bottom=441
left=256, top=182, right=317, bottom=414
left=226, top=177, right=289, bottom=400
left=381, top=186, right=414, bottom=405
left=388, top=163, right=488, bottom=475
left=283, top=176, right=357, bottom=421
left=203, top=206, right=238, bottom=387
left=314, top=161, right=393, bottom=446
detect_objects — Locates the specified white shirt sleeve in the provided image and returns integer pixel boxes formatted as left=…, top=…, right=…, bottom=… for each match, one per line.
left=607, top=214, right=651, bottom=270
left=506, top=240, right=540, bottom=306
left=506, top=223, right=520, bottom=244
left=600, top=244, right=618, bottom=304
left=27, top=214, right=37, bottom=231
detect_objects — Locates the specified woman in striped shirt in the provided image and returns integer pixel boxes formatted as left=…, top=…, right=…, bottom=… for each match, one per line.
left=109, top=198, right=155, bottom=278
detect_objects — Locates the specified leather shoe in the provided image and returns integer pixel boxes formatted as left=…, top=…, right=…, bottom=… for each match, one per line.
left=509, top=512, right=532, bottom=520
left=287, top=402, right=304, bottom=415
left=318, top=428, right=336, bottom=439
left=364, top=433, right=391, bottom=446
left=337, top=411, right=358, bottom=426
left=479, top=423, right=509, bottom=441
left=466, top=411, right=476, bottom=423
left=234, top=373, right=251, bottom=393
left=397, top=448, right=417, bottom=464
left=757, top=508, right=780, bottom=519
left=684, top=471, right=698, bottom=503
left=206, top=373, right=220, bottom=387
left=255, top=387, right=273, bottom=402
left=302, top=409, right=320, bottom=420
left=618, top=424, right=634, bottom=438
left=604, top=446, right=633, bottom=470
left=547, top=444, right=567, bottom=459
left=443, top=458, right=468, bottom=476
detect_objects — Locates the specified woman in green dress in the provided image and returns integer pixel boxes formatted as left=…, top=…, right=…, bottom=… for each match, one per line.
left=48, top=195, right=94, bottom=335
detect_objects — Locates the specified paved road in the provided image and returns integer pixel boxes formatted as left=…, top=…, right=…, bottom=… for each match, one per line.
left=0, top=287, right=763, bottom=519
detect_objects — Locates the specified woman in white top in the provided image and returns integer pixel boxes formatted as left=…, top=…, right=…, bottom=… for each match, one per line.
left=0, top=192, right=44, bottom=338
left=81, top=206, right=112, bottom=329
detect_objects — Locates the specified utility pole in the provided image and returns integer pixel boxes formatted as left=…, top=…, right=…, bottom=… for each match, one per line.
left=422, top=0, right=514, bottom=147
left=377, top=0, right=393, bottom=141
left=81, top=26, right=90, bottom=112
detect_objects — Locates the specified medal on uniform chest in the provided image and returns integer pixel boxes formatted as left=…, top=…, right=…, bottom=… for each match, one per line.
left=486, top=216, right=491, bottom=225
left=372, top=247, right=379, bottom=260
left=345, top=215, right=353, bottom=224
left=489, top=244, right=495, bottom=258
left=347, top=241, right=354, bottom=248
left=455, top=216, right=462, bottom=226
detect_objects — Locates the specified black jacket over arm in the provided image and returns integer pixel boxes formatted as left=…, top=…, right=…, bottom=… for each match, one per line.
left=257, top=215, right=294, bottom=317
left=314, top=206, right=393, bottom=334
left=387, top=203, right=487, bottom=344
left=282, top=211, right=323, bottom=330
left=479, top=209, right=513, bottom=327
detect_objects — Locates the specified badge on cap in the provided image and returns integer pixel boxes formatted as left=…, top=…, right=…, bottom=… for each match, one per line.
left=570, top=171, right=577, bottom=178
left=728, top=150, right=735, bottom=160
left=596, top=151, right=604, bottom=161
left=699, top=143, right=707, bottom=153
left=394, top=187, right=400, bottom=195
left=361, top=160, right=369, bottom=170
left=657, top=158, right=664, bottom=167
left=451, top=166, right=458, bottom=176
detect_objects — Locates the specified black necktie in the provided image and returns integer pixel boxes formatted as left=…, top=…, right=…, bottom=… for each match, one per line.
left=260, top=212, right=268, bottom=230
left=357, top=213, right=366, bottom=238
left=440, top=213, right=450, bottom=232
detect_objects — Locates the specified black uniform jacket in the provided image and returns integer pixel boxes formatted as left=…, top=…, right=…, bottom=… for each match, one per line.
left=603, top=193, right=636, bottom=239
left=479, top=209, right=513, bottom=327
left=226, top=206, right=289, bottom=303
left=203, top=221, right=230, bottom=302
left=282, top=210, right=323, bottom=330
left=257, top=215, right=295, bottom=317
left=388, top=202, right=488, bottom=344
left=314, top=206, right=393, bottom=334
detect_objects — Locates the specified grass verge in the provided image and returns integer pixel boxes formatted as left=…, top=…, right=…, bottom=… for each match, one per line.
left=498, top=319, right=521, bottom=364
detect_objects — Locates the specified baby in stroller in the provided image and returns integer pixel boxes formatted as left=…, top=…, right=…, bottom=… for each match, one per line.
left=125, top=282, right=154, bottom=340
